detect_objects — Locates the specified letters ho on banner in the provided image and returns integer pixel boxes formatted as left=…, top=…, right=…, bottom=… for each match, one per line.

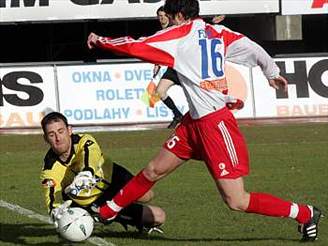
left=252, top=57, right=328, bottom=118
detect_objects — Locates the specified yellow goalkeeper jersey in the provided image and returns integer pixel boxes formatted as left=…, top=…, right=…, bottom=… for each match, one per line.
left=40, top=133, right=113, bottom=213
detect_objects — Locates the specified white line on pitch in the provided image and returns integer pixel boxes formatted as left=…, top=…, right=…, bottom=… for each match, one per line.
left=0, top=199, right=116, bottom=246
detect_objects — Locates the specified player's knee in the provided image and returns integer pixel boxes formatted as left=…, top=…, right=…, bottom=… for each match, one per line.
left=142, top=205, right=166, bottom=226
left=152, top=206, right=166, bottom=225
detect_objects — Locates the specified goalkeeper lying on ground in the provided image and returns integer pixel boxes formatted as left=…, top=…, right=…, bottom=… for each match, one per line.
left=40, top=111, right=165, bottom=233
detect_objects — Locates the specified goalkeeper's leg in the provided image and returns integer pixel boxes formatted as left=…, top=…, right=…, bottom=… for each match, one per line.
left=114, top=203, right=165, bottom=233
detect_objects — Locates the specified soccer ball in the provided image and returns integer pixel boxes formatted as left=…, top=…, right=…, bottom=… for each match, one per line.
left=56, top=207, right=94, bottom=242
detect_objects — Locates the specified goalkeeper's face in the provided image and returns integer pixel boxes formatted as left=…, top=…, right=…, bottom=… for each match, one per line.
left=44, top=120, right=73, bottom=157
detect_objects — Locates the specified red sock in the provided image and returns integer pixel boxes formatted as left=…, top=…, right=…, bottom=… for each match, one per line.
left=246, top=192, right=291, bottom=217
left=113, top=170, right=155, bottom=207
left=246, top=192, right=311, bottom=223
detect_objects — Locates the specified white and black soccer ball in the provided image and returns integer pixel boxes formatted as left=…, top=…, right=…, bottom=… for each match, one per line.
left=56, top=207, right=94, bottom=242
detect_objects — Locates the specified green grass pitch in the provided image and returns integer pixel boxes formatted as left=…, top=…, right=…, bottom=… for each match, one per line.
left=0, top=123, right=327, bottom=245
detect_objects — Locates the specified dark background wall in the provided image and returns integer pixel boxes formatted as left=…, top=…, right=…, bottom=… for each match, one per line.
left=0, top=14, right=327, bottom=63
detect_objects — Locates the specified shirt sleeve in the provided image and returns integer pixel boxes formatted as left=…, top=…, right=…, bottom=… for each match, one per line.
left=79, top=135, right=105, bottom=177
left=225, top=34, right=280, bottom=80
left=95, top=23, right=193, bottom=68
left=40, top=171, right=63, bottom=214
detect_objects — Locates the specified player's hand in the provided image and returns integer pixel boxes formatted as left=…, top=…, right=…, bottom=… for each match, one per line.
left=50, top=200, right=72, bottom=227
left=212, top=15, right=225, bottom=24
left=64, top=171, right=97, bottom=196
left=268, top=75, right=288, bottom=96
left=225, top=95, right=244, bottom=110
left=87, top=32, right=100, bottom=49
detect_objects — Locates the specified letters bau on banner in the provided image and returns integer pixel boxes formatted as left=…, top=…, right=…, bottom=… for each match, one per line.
left=0, top=111, right=45, bottom=128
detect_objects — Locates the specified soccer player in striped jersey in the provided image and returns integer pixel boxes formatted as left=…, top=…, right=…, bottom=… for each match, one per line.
left=87, top=0, right=322, bottom=241
left=40, top=112, right=165, bottom=233
left=154, top=7, right=240, bottom=128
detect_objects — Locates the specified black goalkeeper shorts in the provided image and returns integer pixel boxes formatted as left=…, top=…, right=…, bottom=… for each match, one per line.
left=161, top=67, right=181, bottom=85
left=94, top=162, right=134, bottom=204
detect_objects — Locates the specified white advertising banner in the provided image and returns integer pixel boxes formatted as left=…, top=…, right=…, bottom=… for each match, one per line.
left=0, top=0, right=279, bottom=23
left=252, top=57, right=328, bottom=118
left=200, top=0, right=278, bottom=15
left=56, top=62, right=252, bottom=125
left=0, top=66, right=58, bottom=128
left=281, top=0, right=328, bottom=15
left=56, top=63, right=189, bottom=125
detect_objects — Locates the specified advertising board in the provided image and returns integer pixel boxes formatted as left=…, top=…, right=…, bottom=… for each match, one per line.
left=0, top=66, right=58, bottom=128
left=281, top=0, right=328, bottom=15
left=252, top=57, right=328, bottom=117
left=0, top=0, right=279, bottom=23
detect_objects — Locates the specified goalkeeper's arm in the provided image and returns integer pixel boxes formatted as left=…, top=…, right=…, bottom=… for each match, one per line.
left=41, top=177, right=64, bottom=214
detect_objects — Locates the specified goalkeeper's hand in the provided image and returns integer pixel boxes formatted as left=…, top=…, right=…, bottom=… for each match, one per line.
left=50, top=200, right=72, bottom=227
left=64, top=171, right=98, bottom=196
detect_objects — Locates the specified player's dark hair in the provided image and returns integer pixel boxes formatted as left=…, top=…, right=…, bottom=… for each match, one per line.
left=41, top=112, right=68, bottom=133
left=164, top=0, right=199, bottom=20
left=157, top=5, right=165, bottom=15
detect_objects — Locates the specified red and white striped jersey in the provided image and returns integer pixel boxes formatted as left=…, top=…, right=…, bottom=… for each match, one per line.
left=96, top=18, right=280, bottom=119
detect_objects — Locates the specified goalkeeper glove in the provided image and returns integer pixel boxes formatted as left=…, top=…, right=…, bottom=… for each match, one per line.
left=50, top=200, right=72, bottom=227
left=64, top=171, right=98, bottom=196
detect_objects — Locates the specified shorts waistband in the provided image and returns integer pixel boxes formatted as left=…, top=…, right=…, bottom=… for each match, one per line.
left=193, top=106, right=230, bottom=122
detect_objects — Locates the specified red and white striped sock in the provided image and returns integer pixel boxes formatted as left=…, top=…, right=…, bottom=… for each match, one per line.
left=289, top=203, right=312, bottom=224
